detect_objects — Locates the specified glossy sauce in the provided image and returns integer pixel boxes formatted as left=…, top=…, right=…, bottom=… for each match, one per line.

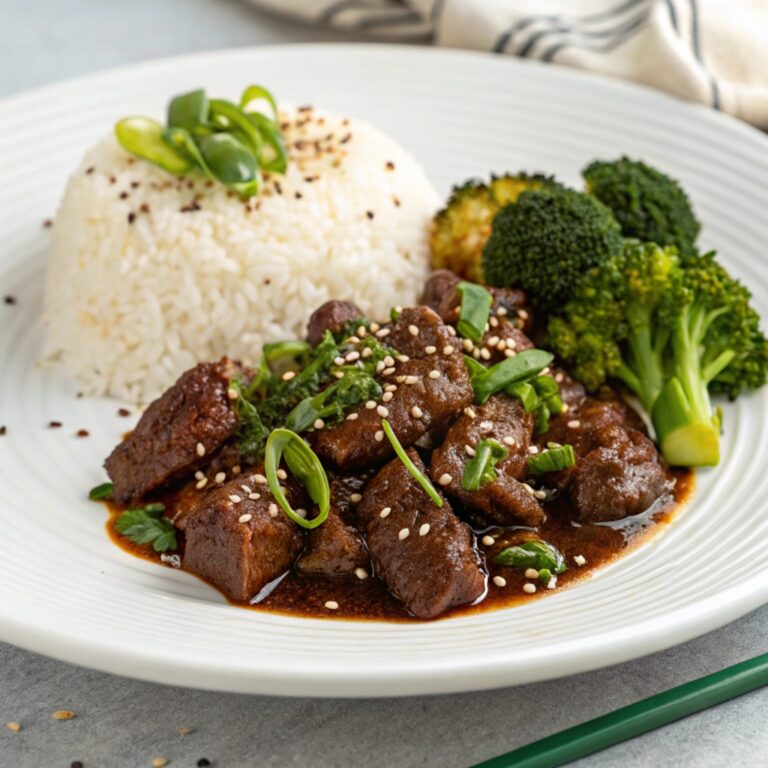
left=106, top=467, right=693, bottom=621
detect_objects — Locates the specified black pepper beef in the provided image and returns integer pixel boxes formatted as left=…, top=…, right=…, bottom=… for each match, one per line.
left=105, top=359, right=242, bottom=504
left=357, top=450, right=485, bottom=619
left=430, top=396, right=544, bottom=528
left=312, top=306, right=474, bottom=470
left=306, top=300, right=363, bottom=345
left=296, top=475, right=369, bottom=576
left=182, top=468, right=305, bottom=601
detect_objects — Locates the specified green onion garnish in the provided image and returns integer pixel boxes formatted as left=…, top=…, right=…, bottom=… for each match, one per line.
left=88, top=482, right=114, bottom=501
left=466, top=349, right=553, bottom=404
left=115, top=503, right=177, bottom=552
left=115, top=84, right=287, bottom=198
left=461, top=439, right=509, bottom=491
left=457, top=282, right=493, bottom=343
left=504, top=380, right=539, bottom=413
left=527, top=444, right=576, bottom=475
left=381, top=419, right=443, bottom=507
left=264, top=428, right=330, bottom=529
left=494, top=539, right=567, bottom=574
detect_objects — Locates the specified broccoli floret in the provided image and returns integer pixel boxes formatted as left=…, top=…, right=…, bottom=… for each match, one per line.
left=547, top=241, right=768, bottom=466
left=482, top=187, right=623, bottom=312
left=583, top=157, right=700, bottom=258
left=429, top=173, right=559, bottom=283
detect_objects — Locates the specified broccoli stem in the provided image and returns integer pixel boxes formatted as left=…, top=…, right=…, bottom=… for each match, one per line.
left=618, top=303, right=666, bottom=413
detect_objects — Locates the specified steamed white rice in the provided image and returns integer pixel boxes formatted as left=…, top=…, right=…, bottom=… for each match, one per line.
left=45, top=107, right=439, bottom=402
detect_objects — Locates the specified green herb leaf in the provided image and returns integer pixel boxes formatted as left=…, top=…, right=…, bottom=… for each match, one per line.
left=88, top=482, right=114, bottom=501
left=115, top=503, right=177, bottom=552
left=467, top=349, right=553, bottom=404
left=505, top=381, right=539, bottom=412
left=527, top=444, right=576, bottom=476
left=494, top=539, right=567, bottom=574
left=381, top=419, right=443, bottom=507
left=230, top=378, right=270, bottom=462
left=264, top=428, right=330, bottom=529
left=457, top=282, right=493, bottom=343
left=461, top=439, right=509, bottom=491
left=537, top=567, right=553, bottom=585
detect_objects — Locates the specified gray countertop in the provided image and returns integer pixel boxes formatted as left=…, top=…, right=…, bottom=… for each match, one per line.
left=1, top=1, right=766, bottom=766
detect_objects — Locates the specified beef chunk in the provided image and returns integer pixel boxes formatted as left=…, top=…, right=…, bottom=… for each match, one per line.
left=358, top=451, right=485, bottom=619
left=296, top=475, right=369, bottom=577
left=312, top=306, right=473, bottom=470
left=570, top=425, right=671, bottom=522
left=182, top=468, right=305, bottom=601
left=552, top=367, right=586, bottom=411
left=105, top=359, right=241, bottom=504
left=306, top=300, right=363, bottom=345
left=430, top=396, right=544, bottom=528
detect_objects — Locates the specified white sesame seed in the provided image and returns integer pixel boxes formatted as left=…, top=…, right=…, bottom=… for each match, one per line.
left=396, top=355, right=410, bottom=363
left=215, top=472, right=226, bottom=483
left=357, top=326, right=367, bottom=338
left=314, top=418, right=326, bottom=429
left=345, top=351, right=360, bottom=362
left=465, top=444, right=476, bottom=457
left=232, top=464, right=240, bottom=473
left=528, top=445, right=540, bottom=455
left=481, top=535, right=495, bottom=546
left=408, top=324, right=419, bottom=337
left=376, top=328, right=390, bottom=338
left=555, top=372, right=564, bottom=383
left=383, top=355, right=395, bottom=367
left=254, top=473, right=267, bottom=484
left=561, top=403, right=570, bottom=414
left=333, top=371, right=344, bottom=379
left=398, top=528, right=410, bottom=540
left=496, top=340, right=507, bottom=351
left=438, top=473, right=453, bottom=486
left=347, top=412, right=359, bottom=421
left=268, top=503, right=278, bottom=517
left=405, top=375, right=419, bottom=384
left=350, top=493, right=362, bottom=504
left=411, top=405, right=423, bottom=418
left=380, top=506, right=392, bottom=518
left=525, top=568, right=539, bottom=579
left=443, top=345, right=455, bottom=355
left=507, top=338, right=517, bottom=350
left=282, top=371, right=296, bottom=381
left=547, top=576, right=557, bottom=589
left=540, top=367, right=551, bottom=376
left=419, top=523, right=431, bottom=536
left=365, top=400, right=377, bottom=410
left=376, top=405, right=389, bottom=417
left=523, top=583, right=537, bottom=594
left=248, top=493, right=260, bottom=501
left=374, top=430, right=384, bottom=442
left=518, top=309, right=529, bottom=320
left=334, top=356, right=346, bottom=366
left=295, top=508, right=307, bottom=518
left=370, top=322, right=380, bottom=333
left=376, top=361, right=385, bottom=373
left=487, top=336, right=499, bottom=347
left=464, top=407, right=477, bottom=419
left=240, top=485, right=252, bottom=494
left=425, top=345, right=437, bottom=355
left=195, top=478, right=208, bottom=490
left=504, top=349, right=516, bottom=357
left=277, top=468, right=287, bottom=480
left=382, top=366, right=396, bottom=375
left=395, top=375, right=407, bottom=383
left=489, top=316, right=499, bottom=328
left=428, top=370, right=440, bottom=379
left=522, top=483, right=536, bottom=497
left=462, top=338, right=474, bottom=352
left=361, top=347, right=373, bottom=358
left=503, top=436, right=516, bottom=447
left=227, top=387, right=238, bottom=400
left=497, top=306, right=508, bottom=316
left=473, top=349, right=481, bottom=360
left=480, top=348, right=491, bottom=360
left=229, top=495, right=242, bottom=503
left=493, top=575, right=507, bottom=587
left=479, top=420, right=493, bottom=430
left=447, top=325, right=457, bottom=336
left=195, top=442, right=205, bottom=457
left=194, top=470, right=204, bottom=480
left=534, top=490, right=547, bottom=500
left=325, top=600, right=339, bottom=610
left=574, top=554, right=587, bottom=566
left=355, top=568, right=369, bottom=580
left=568, top=419, right=581, bottom=428
left=382, top=391, right=393, bottom=403
left=384, top=384, right=397, bottom=392
left=238, top=513, right=252, bottom=523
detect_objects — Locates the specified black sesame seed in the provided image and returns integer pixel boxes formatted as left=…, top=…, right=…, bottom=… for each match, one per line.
left=4, top=295, right=16, bottom=305
left=197, top=760, right=211, bottom=767
left=0, top=426, right=6, bottom=436
left=76, top=429, right=90, bottom=438
left=71, top=761, right=84, bottom=768
left=85, top=166, right=94, bottom=175
left=117, top=408, right=130, bottom=417
left=127, top=212, right=136, bottom=224
left=365, top=211, right=374, bottom=220
left=43, top=218, right=53, bottom=228
left=119, top=191, right=129, bottom=200
left=48, top=421, right=62, bottom=428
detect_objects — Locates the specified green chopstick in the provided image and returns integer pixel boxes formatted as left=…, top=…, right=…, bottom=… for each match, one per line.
left=471, top=652, right=768, bottom=768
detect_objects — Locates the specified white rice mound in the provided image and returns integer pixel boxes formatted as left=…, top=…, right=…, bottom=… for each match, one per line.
left=45, top=107, right=439, bottom=402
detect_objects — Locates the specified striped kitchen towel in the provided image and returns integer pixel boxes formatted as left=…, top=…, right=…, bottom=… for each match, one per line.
left=247, top=0, right=768, bottom=128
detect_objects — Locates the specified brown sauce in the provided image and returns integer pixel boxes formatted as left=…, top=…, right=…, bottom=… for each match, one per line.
left=105, top=468, right=694, bottom=621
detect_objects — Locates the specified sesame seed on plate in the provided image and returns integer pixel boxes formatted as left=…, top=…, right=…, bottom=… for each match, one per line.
left=568, top=419, right=581, bottom=428
left=374, top=430, right=384, bottom=442
left=215, top=472, right=226, bottom=483
left=462, top=338, right=474, bottom=351
left=405, top=375, right=419, bottom=384
left=350, top=493, right=362, bottom=504
left=547, top=576, right=558, bottom=589
left=248, top=493, right=260, bottom=500
left=425, top=345, right=436, bottom=354
left=523, top=583, right=537, bottom=594
left=268, top=503, right=278, bottom=517
left=277, top=468, right=287, bottom=480
left=481, top=535, right=495, bottom=546
left=534, top=490, right=547, bottom=500
left=518, top=309, right=529, bottom=320
left=325, top=600, right=339, bottom=610
left=195, top=442, right=205, bottom=457
left=408, top=324, right=419, bottom=336
left=528, top=445, right=540, bottom=454
left=411, top=405, right=423, bottom=418
left=383, top=355, right=395, bottom=367
left=561, top=403, right=570, bottom=414
left=479, top=421, right=493, bottom=430
left=254, top=473, right=267, bottom=483
left=496, top=340, right=507, bottom=351
left=362, top=347, right=373, bottom=358
left=489, top=316, right=499, bottom=328
left=382, top=391, right=393, bottom=402
left=357, top=325, right=367, bottom=337
left=446, top=325, right=457, bottom=336
left=377, top=405, right=389, bottom=417
left=428, top=370, right=440, bottom=379
left=522, top=483, right=536, bottom=497
left=195, top=470, right=204, bottom=480
left=465, top=444, right=476, bottom=457
left=334, top=356, right=346, bottom=366
left=355, top=567, right=369, bottom=580
left=227, top=387, right=238, bottom=400
left=555, top=372, right=564, bottom=383
left=438, top=473, right=453, bottom=486
left=333, top=371, right=344, bottom=379
left=346, top=351, right=360, bottom=362
left=507, top=338, right=517, bottom=350
left=398, top=528, right=410, bottom=540
left=240, top=485, right=252, bottom=494
left=503, top=436, right=516, bottom=446
left=487, top=336, right=499, bottom=347
left=370, top=322, right=380, bottom=332
left=376, top=328, right=390, bottom=338
left=382, top=366, right=396, bottom=375
left=195, top=478, right=208, bottom=490
left=6, top=722, right=21, bottom=733
left=480, top=348, right=491, bottom=360
left=395, top=375, right=407, bottom=383
left=347, top=412, right=359, bottom=421
left=384, top=384, right=397, bottom=392
left=282, top=371, right=296, bottom=381
left=504, top=349, right=516, bottom=357
left=238, top=513, right=252, bottom=523
left=574, top=554, right=587, bottom=566
left=464, top=407, right=476, bottom=418
left=525, top=568, right=539, bottom=579
left=419, top=523, right=431, bottom=536
left=295, top=508, right=307, bottom=518
left=376, top=361, right=385, bottom=373
left=52, top=710, right=75, bottom=721
left=397, top=355, right=410, bottom=363
left=493, top=576, right=507, bottom=587
left=229, top=495, right=242, bottom=503
left=314, top=418, right=326, bottom=429
left=380, top=506, right=391, bottom=518
left=151, top=759, right=169, bottom=768
left=497, top=306, right=508, bottom=316
left=443, top=345, right=455, bottom=355
left=365, top=400, right=377, bottom=409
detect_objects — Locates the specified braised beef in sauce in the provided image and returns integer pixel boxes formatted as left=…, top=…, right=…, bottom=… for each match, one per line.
left=102, top=272, right=693, bottom=621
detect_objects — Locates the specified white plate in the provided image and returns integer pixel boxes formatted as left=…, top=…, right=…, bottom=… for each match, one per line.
left=1, top=45, right=767, bottom=697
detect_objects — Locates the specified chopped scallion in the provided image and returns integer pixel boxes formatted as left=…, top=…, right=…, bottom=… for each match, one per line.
left=527, top=444, right=576, bottom=475
left=466, top=349, right=553, bottom=404
left=457, top=282, right=493, bottom=343
left=461, top=439, right=509, bottom=491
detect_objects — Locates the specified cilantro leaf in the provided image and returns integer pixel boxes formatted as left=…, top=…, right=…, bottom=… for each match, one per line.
left=115, top=503, right=178, bottom=552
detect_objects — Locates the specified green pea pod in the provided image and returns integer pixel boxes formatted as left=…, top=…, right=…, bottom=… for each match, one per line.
left=248, top=112, right=288, bottom=173
left=167, top=89, right=209, bottom=129
left=209, top=98, right=264, bottom=156
left=240, top=84, right=280, bottom=121
left=115, top=117, right=192, bottom=175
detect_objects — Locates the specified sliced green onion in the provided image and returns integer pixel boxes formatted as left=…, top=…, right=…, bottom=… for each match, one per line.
left=88, top=482, right=114, bottom=501
left=527, top=444, right=575, bottom=476
left=209, top=98, right=264, bottom=156
left=538, top=567, right=553, bottom=585
left=468, top=349, right=553, bottom=404
left=239, top=84, right=280, bottom=121
left=381, top=419, right=443, bottom=507
left=494, top=539, right=567, bottom=573
left=248, top=111, right=288, bottom=173
left=457, top=282, right=493, bottom=343
left=115, top=117, right=192, bottom=175
left=505, top=381, right=539, bottom=413
left=531, top=375, right=559, bottom=398
left=461, top=439, right=509, bottom=491
left=264, top=428, right=330, bottom=529
left=167, top=89, right=208, bottom=129
left=196, top=133, right=262, bottom=197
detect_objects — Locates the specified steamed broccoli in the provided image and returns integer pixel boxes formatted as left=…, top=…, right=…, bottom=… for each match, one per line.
left=482, top=187, right=623, bottom=312
left=583, top=157, right=700, bottom=258
left=547, top=241, right=768, bottom=466
left=429, top=173, right=559, bottom=282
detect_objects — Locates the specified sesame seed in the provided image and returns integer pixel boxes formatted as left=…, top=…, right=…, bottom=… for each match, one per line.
left=464, top=407, right=477, bottom=418
left=480, top=348, right=491, bottom=361
left=493, top=576, right=507, bottom=587
left=568, top=419, right=581, bottom=428
left=481, top=535, right=495, bottom=546
left=507, top=338, right=517, bottom=350
left=443, top=345, right=455, bottom=355
left=384, top=384, right=397, bottom=392
left=574, top=554, right=587, bottom=566
left=534, top=490, right=547, bottom=500
left=277, top=468, right=287, bottom=480
left=195, top=442, right=205, bottom=457
left=503, top=436, right=516, bottom=447
left=489, top=316, right=499, bottom=328
left=229, top=494, right=242, bottom=503
left=497, top=340, right=507, bottom=351
left=428, top=370, right=440, bottom=379
left=151, top=759, right=169, bottom=768
left=195, top=478, right=208, bottom=489
left=215, top=472, right=226, bottom=483
left=408, top=324, right=419, bottom=336
left=419, top=523, right=431, bottom=536
left=268, top=503, right=278, bottom=517
left=248, top=493, right=260, bottom=500
left=314, top=418, right=326, bottom=429
left=382, top=367, right=396, bottom=375
left=355, top=567, right=369, bottom=580
left=547, top=576, right=557, bottom=589
left=282, top=370, right=296, bottom=381
left=6, top=722, right=21, bottom=732
left=411, top=405, right=423, bottom=418
left=365, top=400, right=377, bottom=409
left=370, top=322, right=380, bottom=332
left=254, top=473, right=267, bottom=484
left=376, top=361, right=385, bottom=373
left=518, top=309, right=529, bottom=320
left=194, top=470, right=204, bottom=480
left=238, top=513, right=252, bottom=523
left=345, top=351, right=360, bottom=362
left=334, top=356, right=346, bottom=366
left=333, top=371, right=344, bottom=379
left=504, top=349, right=516, bottom=357
left=376, top=328, right=390, bottom=338
left=398, top=528, right=410, bottom=540
left=447, top=325, right=457, bottom=336
left=425, top=345, right=436, bottom=354
left=374, top=430, right=384, bottom=442
left=382, top=391, right=393, bottom=402
left=540, top=367, right=551, bottom=376
left=465, top=444, right=476, bottom=457
left=528, top=445, right=540, bottom=454
left=522, top=483, right=536, bottom=497
left=325, top=601, right=339, bottom=610
left=295, top=508, right=307, bottom=518
left=357, top=325, right=367, bottom=337
left=523, top=583, right=537, bottom=594
left=438, top=473, right=453, bottom=486
left=497, top=306, right=508, bottom=316
left=347, top=412, right=359, bottom=421
left=377, top=405, right=389, bottom=417
left=462, top=338, right=474, bottom=351
left=380, top=507, right=391, bottom=518
left=52, top=710, right=75, bottom=721
left=561, top=403, right=570, bottom=414
left=396, top=354, right=410, bottom=363
left=555, top=372, right=564, bottom=383
left=362, top=347, right=373, bottom=358
left=479, top=421, right=493, bottom=430
left=383, top=355, right=395, bottom=367
left=487, top=336, right=499, bottom=347
left=227, top=387, right=238, bottom=400
left=178, top=727, right=193, bottom=736
left=405, top=375, right=419, bottom=384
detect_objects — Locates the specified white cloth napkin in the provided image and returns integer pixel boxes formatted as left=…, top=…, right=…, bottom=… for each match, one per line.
left=248, top=0, right=768, bottom=128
